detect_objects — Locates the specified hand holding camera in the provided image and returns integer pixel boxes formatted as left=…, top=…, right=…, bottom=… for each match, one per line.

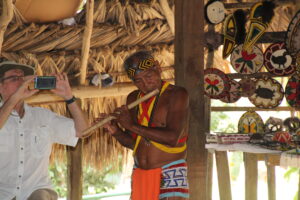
left=49, top=73, right=73, bottom=100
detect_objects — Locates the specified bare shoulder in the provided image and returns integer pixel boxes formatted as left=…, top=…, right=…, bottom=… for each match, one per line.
left=127, top=90, right=140, bottom=104
left=167, top=84, right=189, bottom=99
left=165, top=84, right=189, bottom=106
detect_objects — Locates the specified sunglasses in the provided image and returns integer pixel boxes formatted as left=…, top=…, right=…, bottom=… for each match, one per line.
left=0, top=75, right=24, bottom=83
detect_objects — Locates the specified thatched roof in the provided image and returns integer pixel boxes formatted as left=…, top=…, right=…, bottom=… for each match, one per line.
left=0, top=0, right=297, bottom=170
left=0, top=0, right=176, bottom=170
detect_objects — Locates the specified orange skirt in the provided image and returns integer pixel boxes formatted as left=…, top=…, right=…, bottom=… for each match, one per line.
left=131, top=167, right=162, bottom=200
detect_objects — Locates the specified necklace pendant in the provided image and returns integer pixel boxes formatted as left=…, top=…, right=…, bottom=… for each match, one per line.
left=144, top=138, right=150, bottom=146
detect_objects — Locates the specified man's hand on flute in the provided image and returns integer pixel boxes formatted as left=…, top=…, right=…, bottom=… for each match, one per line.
left=111, top=105, right=134, bottom=130
left=96, top=113, right=120, bottom=135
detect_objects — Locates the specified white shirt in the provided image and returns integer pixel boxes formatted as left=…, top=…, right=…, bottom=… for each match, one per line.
left=0, top=103, right=78, bottom=200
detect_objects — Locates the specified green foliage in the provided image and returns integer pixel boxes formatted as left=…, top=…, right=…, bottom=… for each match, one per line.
left=49, top=159, right=123, bottom=197
left=284, top=167, right=299, bottom=181
left=229, top=152, right=243, bottom=181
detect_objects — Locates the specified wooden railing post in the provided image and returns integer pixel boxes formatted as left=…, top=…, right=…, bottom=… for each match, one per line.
left=244, top=153, right=258, bottom=200
left=215, top=151, right=232, bottom=200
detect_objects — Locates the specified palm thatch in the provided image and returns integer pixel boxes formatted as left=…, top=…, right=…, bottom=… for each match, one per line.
left=0, top=0, right=297, bottom=171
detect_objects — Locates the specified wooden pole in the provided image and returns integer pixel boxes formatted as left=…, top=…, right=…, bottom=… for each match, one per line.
left=244, top=153, right=258, bottom=200
left=80, top=0, right=94, bottom=85
left=26, top=83, right=137, bottom=104
left=67, top=1, right=94, bottom=198
left=207, top=152, right=213, bottom=200
left=175, top=0, right=206, bottom=199
left=265, top=157, right=276, bottom=200
left=67, top=134, right=83, bottom=200
left=0, top=0, right=13, bottom=56
left=215, top=151, right=232, bottom=200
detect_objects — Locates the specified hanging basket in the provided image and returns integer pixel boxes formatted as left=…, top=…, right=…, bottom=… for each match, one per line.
left=15, top=0, right=83, bottom=23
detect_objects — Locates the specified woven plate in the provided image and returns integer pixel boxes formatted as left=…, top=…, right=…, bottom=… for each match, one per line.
left=285, top=10, right=300, bottom=55
left=249, top=77, right=284, bottom=109
left=238, top=78, right=256, bottom=97
left=220, top=79, right=242, bottom=103
left=238, top=111, right=264, bottom=134
left=204, top=68, right=230, bottom=99
left=231, top=44, right=264, bottom=74
left=264, top=42, right=296, bottom=76
left=205, top=0, right=225, bottom=24
left=285, top=74, right=300, bottom=108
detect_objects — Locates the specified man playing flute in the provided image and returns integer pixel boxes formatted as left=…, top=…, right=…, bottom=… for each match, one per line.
left=102, top=51, right=190, bottom=200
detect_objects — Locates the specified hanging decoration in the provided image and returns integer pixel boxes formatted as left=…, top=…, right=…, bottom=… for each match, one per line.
left=231, top=44, right=264, bottom=74
left=222, top=9, right=247, bottom=59
left=283, top=117, right=300, bottom=133
left=273, top=131, right=292, bottom=143
left=285, top=74, right=300, bottom=108
left=285, top=10, right=300, bottom=56
left=249, top=77, right=284, bottom=109
left=238, top=110, right=264, bottom=134
left=243, top=1, right=275, bottom=51
left=204, top=68, right=230, bottom=99
left=219, top=79, right=242, bottom=103
left=204, top=0, right=226, bottom=24
left=264, top=117, right=283, bottom=133
left=264, top=42, right=296, bottom=76
left=238, top=78, right=257, bottom=97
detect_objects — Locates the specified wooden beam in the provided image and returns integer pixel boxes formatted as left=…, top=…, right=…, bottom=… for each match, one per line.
left=211, top=107, right=297, bottom=112
left=0, top=0, right=13, bottom=55
left=80, top=0, right=94, bottom=85
left=205, top=32, right=286, bottom=50
left=244, top=153, right=258, bottom=200
left=159, top=0, right=175, bottom=35
left=215, top=151, right=232, bottom=200
left=175, top=0, right=207, bottom=200
left=224, top=0, right=295, bottom=9
left=25, top=83, right=137, bottom=104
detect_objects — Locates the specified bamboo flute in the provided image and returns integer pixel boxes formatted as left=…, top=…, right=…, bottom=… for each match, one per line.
left=82, top=89, right=159, bottom=138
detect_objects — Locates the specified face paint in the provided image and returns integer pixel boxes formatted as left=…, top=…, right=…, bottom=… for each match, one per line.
left=206, top=1, right=225, bottom=24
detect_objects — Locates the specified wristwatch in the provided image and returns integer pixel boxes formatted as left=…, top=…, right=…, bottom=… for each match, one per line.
left=65, top=96, right=77, bottom=105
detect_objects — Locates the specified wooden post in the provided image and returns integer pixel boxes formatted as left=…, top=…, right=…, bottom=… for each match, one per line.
left=0, top=0, right=13, bottom=55
left=67, top=137, right=83, bottom=200
left=215, top=151, right=232, bottom=200
left=207, top=152, right=213, bottom=200
left=298, top=169, right=300, bottom=200
left=244, top=153, right=258, bottom=200
left=175, top=0, right=206, bottom=199
left=67, top=0, right=94, bottom=197
left=266, top=163, right=276, bottom=200
left=80, top=0, right=94, bottom=85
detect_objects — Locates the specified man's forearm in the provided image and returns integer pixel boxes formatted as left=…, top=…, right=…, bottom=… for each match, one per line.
left=67, top=100, right=89, bottom=137
left=0, top=95, right=19, bottom=129
left=113, top=129, right=135, bottom=150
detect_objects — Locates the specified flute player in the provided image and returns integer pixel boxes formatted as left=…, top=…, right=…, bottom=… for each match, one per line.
left=100, top=51, right=190, bottom=200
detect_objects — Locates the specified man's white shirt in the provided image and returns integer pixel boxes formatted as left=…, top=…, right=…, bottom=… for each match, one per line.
left=0, top=103, right=78, bottom=200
